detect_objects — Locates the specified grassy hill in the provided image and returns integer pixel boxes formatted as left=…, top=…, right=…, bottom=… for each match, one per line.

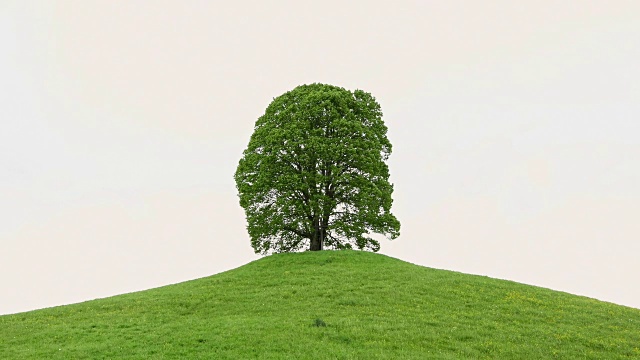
left=2, top=250, right=639, bottom=359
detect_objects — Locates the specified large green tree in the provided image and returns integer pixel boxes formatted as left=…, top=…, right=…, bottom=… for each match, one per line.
left=235, top=83, right=400, bottom=254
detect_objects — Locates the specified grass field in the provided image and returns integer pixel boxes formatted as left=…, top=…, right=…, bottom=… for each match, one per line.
left=2, top=250, right=639, bottom=359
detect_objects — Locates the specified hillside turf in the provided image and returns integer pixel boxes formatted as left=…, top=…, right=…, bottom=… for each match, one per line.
left=2, top=250, right=639, bottom=359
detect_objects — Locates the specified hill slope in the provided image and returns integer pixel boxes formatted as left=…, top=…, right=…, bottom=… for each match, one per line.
left=2, top=250, right=639, bottom=359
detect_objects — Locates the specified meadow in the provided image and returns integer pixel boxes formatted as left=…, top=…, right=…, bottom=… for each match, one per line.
left=2, top=250, right=639, bottom=359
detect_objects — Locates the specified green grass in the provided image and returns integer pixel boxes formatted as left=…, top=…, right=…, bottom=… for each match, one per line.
left=2, top=250, right=640, bottom=359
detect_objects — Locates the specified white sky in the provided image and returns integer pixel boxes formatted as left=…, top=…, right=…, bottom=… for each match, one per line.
left=1, top=1, right=639, bottom=314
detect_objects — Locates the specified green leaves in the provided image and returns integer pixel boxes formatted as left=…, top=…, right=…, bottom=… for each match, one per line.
left=235, top=83, right=400, bottom=254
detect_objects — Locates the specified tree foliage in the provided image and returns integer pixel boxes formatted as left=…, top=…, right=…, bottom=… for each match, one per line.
left=235, top=83, right=400, bottom=254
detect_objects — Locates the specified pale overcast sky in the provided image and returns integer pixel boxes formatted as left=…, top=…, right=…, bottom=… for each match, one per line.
left=1, top=1, right=639, bottom=315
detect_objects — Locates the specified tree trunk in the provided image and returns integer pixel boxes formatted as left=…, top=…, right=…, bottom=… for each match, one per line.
left=310, top=236, right=322, bottom=251
left=309, top=219, right=323, bottom=251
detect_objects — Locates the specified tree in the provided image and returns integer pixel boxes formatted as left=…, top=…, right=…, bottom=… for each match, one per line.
left=235, top=83, right=400, bottom=254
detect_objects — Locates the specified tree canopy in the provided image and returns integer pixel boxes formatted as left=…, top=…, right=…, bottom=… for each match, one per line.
left=235, top=83, right=400, bottom=254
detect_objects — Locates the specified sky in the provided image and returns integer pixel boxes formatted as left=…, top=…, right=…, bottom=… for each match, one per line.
left=1, top=1, right=639, bottom=315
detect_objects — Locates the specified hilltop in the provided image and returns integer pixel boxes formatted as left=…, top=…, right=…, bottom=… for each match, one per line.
left=2, top=250, right=639, bottom=359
